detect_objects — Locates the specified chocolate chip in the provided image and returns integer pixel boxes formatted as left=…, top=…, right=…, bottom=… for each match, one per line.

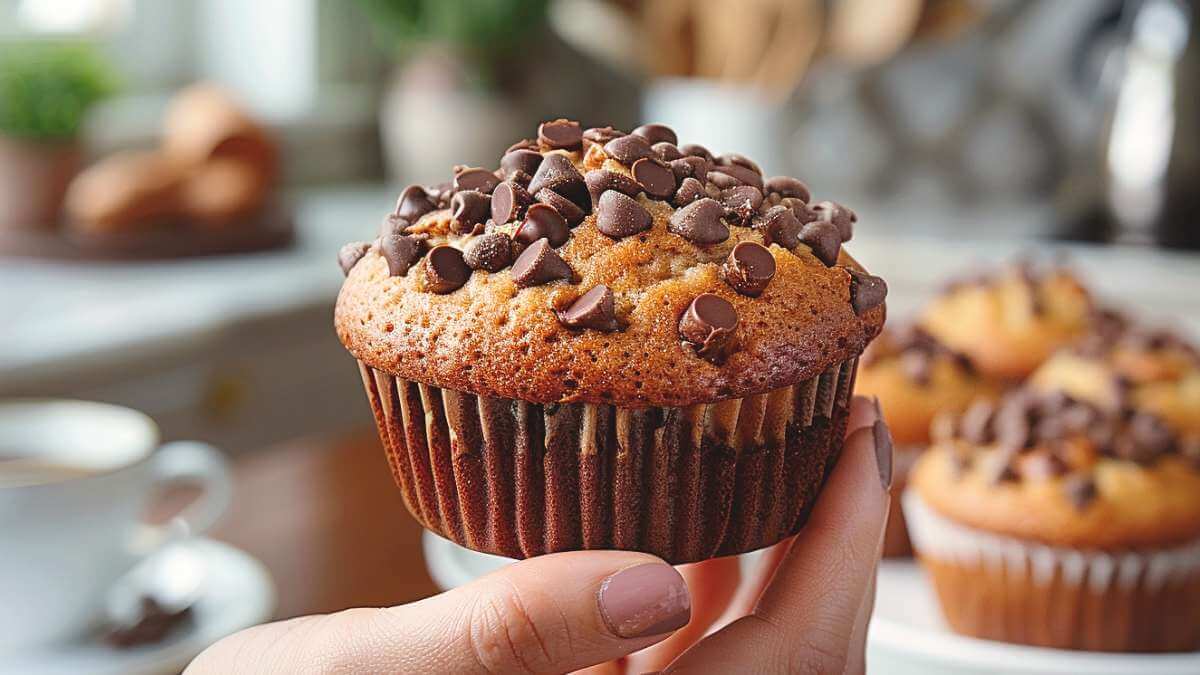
left=783, top=197, right=818, bottom=224
left=449, top=190, right=491, bottom=234
left=799, top=220, right=841, bottom=266
left=679, top=293, right=738, bottom=364
left=669, top=156, right=709, bottom=183
left=680, top=143, right=712, bottom=161
left=632, top=158, right=676, bottom=200
left=759, top=205, right=801, bottom=248
left=707, top=172, right=741, bottom=190
left=583, top=126, right=625, bottom=146
left=423, top=244, right=471, bottom=293
left=535, top=188, right=586, bottom=226
left=380, top=234, right=425, bottom=277
left=538, top=118, right=583, bottom=150
left=380, top=213, right=408, bottom=238
left=993, top=396, right=1035, bottom=450
left=960, top=400, right=996, bottom=444
left=500, top=149, right=543, bottom=180
left=984, top=450, right=1020, bottom=484
left=653, top=142, right=684, bottom=162
left=632, top=123, right=678, bottom=146
left=765, top=176, right=811, bottom=202
left=511, top=238, right=572, bottom=287
left=491, top=181, right=533, bottom=224
left=673, top=177, right=706, bottom=207
left=453, top=167, right=500, bottom=194
left=507, top=138, right=538, bottom=153
left=811, top=200, right=856, bottom=242
left=527, top=153, right=588, bottom=209
left=557, top=285, right=619, bottom=331
left=715, top=152, right=762, bottom=175
left=669, top=198, right=729, bottom=245
left=514, top=203, right=571, bottom=248
left=720, top=185, right=763, bottom=225
left=463, top=232, right=514, bottom=272
left=847, top=269, right=887, bottom=314
left=338, top=241, right=371, bottom=276
left=901, top=351, right=933, bottom=386
left=595, top=190, right=652, bottom=238
left=603, top=134, right=655, bottom=165
left=1063, top=474, right=1098, bottom=511
left=395, top=184, right=437, bottom=221
left=722, top=242, right=776, bottom=297
left=709, top=164, right=763, bottom=189
left=1127, top=412, right=1174, bottom=460
left=585, top=170, right=642, bottom=205
left=1020, top=451, right=1069, bottom=481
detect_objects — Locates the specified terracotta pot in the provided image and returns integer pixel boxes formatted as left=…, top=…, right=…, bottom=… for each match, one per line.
left=0, top=135, right=80, bottom=229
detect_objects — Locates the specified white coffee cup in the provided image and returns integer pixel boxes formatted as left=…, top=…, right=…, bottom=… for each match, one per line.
left=0, top=399, right=231, bottom=654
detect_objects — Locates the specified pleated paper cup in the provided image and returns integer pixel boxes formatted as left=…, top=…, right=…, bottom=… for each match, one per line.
left=357, top=357, right=859, bottom=564
left=904, top=490, right=1200, bottom=652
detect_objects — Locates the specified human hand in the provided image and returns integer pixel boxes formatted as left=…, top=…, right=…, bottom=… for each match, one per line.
left=187, top=396, right=891, bottom=674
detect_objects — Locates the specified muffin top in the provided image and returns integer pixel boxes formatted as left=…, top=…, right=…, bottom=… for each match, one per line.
left=912, top=387, right=1200, bottom=549
left=919, top=261, right=1092, bottom=380
left=856, top=325, right=996, bottom=446
left=335, top=120, right=886, bottom=407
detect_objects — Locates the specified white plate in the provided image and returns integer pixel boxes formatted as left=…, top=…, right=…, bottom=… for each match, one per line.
left=0, top=538, right=275, bottom=675
left=868, top=559, right=1200, bottom=675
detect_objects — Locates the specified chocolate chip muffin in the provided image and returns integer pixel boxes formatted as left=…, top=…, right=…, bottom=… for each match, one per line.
left=920, top=261, right=1093, bottom=381
left=855, top=325, right=998, bottom=556
left=905, top=387, right=1200, bottom=652
left=335, top=120, right=886, bottom=563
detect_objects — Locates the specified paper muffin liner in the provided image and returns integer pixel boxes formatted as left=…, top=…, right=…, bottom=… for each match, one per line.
left=903, top=490, right=1200, bottom=652
left=356, top=357, right=859, bottom=564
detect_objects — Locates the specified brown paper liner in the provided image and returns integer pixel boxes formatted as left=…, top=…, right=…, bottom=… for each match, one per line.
left=905, top=491, right=1200, bottom=652
left=357, top=357, right=859, bottom=564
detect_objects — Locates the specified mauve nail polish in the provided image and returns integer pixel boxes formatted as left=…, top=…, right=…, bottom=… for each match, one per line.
left=597, top=563, right=691, bottom=639
left=873, top=419, right=893, bottom=490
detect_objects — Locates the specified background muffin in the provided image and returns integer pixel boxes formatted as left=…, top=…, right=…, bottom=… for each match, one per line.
left=920, top=262, right=1092, bottom=381
left=335, top=120, right=887, bottom=563
left=856, top=324, right=997, bottom=556
left=906, top=387, right=1200, bottom=652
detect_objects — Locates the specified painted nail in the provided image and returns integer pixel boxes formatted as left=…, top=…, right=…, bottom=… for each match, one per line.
left=872, top=395, right=884, bottom=423
left=598, top=563, right=691, bottom=639
left=873, top=419, right=893, bottom=491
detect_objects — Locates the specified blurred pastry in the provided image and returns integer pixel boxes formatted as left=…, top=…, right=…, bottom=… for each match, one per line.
left=64, top=150, right=183, bottom=233
left=920, top=261, right=1093, bottom=380
left=857, top=324, right=997, bottom=556
left=906, top=387, right=1200, bottom=652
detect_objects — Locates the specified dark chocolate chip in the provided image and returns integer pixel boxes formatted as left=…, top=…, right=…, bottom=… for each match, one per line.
left=1020, top=451, right=1069, bottom=481
left=1127, top=412, right=1174, bottom=459
left=707, top=171, right=743, bottom=190
left=673, top=177, right=706, bottom=207
left=585, top=169, right=643, bottom=205
left=536, top=188, right=586, bottom=226
left=583, top=126, right=625, bottom=146
left=380, top=234, right=425, bottom=277
left=527, top=153, right=589, bottom=208
left=960, top=400, right=996, bottom=444
left=511, top=238, right=573, bottom=287
left=848, top=268, right=887, bottom=314
left=653, top=142, right=684, bottom=162
left=900, top=351, right=933, bottom=386
left=507, top=138, right=538, bottom=153
left=720, top=185, right=763, bottom=225
left=603, top=134, right=655, bottom=165
left=798, top=220, right=841, bottom=266
left=463, top=232, right=514, bottom=272
left=765, top=176, right=811, bottom=202
left=514, top=202, right=570, bottom=248
left=632, top=123, right=678, bottom=146
left=670, top=156, right=709, bottom=182
left=679, top=293, right=738, bottom=364
left=557, top=285, right=619, bottom=331
left=783, top=197, right=818, bottom=224
left=811, top=200, right=857, bottom=242
left=449, top=190, right=491, bottom=235
left=722, top=242, right=776, bottom=297
left=338, top=241, right=371, bottom=276
left=669, top=198, right=729, bottom=245
left=632, top=158, right=676, bottom=200
left=380, top=213, right=409, bottom=238
left=538, top=118, right=583, bottom=150
left=395, top=184, right=437, bottom=221
left=1063, top=474, right=1098, bottom=511
left=984, top=449, right=1020, bottom=484
left=709, top=164, right=763, bottom=189
left=500, top=149, right=543, bottom=180
left=423, top=244, right=471, bottom=293
left=595, top=190, right=652, bottom=239
left=453, top=167, right=500, bottom=194
left=428, top=182, right=455, bottom=208
left=715, top=152, right=762, bottom=176
left=760, top=205, right=801, bottom=248
left=680, top=143, right=713, bottom=161
left=491, top=181, right=533, bottom=225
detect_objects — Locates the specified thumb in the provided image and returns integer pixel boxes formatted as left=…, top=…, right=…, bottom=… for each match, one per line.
left=188, top=551, right=690, bottom=675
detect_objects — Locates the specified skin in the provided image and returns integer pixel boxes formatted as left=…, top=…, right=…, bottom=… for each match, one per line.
left=188, top=396, right=890, bottom=675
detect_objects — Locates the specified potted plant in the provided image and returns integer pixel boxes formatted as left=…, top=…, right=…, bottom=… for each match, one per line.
left=355, top=0, right=551, bottom=183
left=0, top=42, right=116, bottom=229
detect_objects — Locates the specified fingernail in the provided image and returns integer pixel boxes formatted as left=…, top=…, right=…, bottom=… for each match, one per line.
left=598, top=563, right=691, bottom=639
left=873, top=419, right=893, bottom=491
left=872, top=396, right=884, bottom=423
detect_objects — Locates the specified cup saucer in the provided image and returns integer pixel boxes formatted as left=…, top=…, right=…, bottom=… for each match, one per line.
left=0, top=538, right=274, bottom=675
